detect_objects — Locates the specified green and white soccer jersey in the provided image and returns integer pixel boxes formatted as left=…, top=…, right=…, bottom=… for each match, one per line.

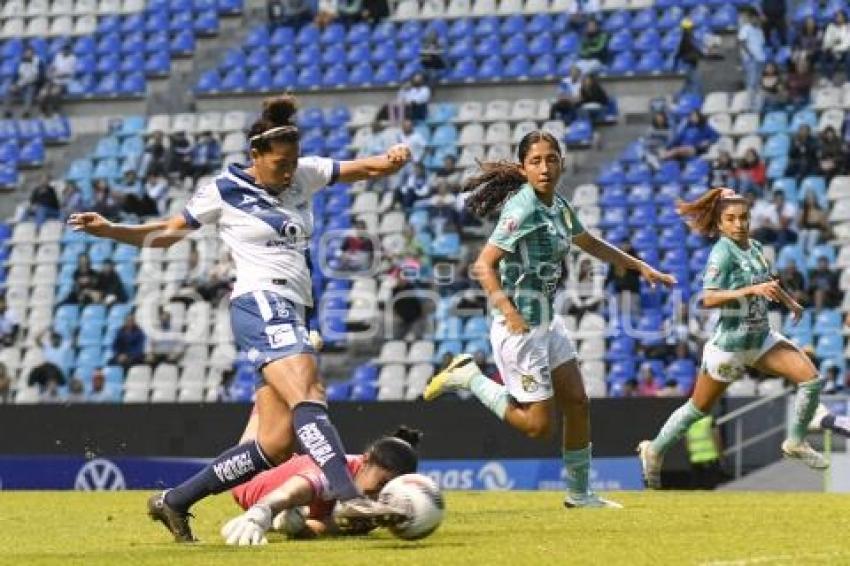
left=700, top=236, right=791, bottom=382
left=702, top=237, right=774, bottom=351
left=489, top=184, right=585, bottom=327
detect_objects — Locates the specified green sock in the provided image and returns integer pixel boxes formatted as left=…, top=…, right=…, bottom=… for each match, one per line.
left=469, top=373, right=509, bottom=420
left=650, top=400, right=706, bottom=455
left=563, top=444, right=591, bottom=498
left=789, top=379, right=822, bottom=443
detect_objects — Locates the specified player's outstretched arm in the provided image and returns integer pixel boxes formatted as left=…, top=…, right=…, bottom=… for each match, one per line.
left=702, top=280, right=782, bottom=309
left=67, top=212, right=191, bottom=248
left=337, top=144, right=411, bottom=182
left=572, top=232, right=676, bottom=288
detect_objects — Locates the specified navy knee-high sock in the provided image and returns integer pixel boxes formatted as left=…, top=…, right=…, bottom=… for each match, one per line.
left=165, top=439, right=272, bottom=513
left=292, top=401, right=360, bottom=501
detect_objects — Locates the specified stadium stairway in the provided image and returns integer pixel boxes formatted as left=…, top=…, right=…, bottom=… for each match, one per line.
left=718, top=459, right=825, bottom=492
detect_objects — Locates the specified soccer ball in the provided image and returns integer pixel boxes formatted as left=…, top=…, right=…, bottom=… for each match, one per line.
left=378, top=473, right=445, bottom=540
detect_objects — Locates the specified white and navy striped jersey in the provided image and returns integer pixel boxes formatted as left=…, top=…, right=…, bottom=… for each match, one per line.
left=182, top=157, right=340, bottom=306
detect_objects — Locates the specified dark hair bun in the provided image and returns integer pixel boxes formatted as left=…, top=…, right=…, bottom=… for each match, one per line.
left=262, top=95, right=298, bottom=127
left=392, top=426, right=423, bottom=448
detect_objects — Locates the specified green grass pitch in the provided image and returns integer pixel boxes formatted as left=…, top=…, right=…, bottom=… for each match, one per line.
left=1, top=491, right=848, bottom=565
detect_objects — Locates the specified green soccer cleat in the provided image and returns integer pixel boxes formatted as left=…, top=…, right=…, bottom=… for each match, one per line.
left=423, top=354, right=481, bottom=401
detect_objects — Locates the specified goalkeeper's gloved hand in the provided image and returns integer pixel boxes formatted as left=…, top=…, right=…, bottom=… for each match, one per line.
left=220, top=503, right=272, bottom=546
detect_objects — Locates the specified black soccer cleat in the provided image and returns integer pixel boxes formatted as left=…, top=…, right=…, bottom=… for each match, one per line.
left=147, top=490, right=197, bottom=543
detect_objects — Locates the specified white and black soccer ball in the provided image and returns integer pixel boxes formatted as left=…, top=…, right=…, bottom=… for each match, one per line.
left=378, top=473, right=445, bottom=540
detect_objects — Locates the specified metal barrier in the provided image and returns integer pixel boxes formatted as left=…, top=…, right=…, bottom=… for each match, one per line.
left=715, top=388, right=794, bottom=479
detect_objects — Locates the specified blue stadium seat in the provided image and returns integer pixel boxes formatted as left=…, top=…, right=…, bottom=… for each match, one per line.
left=326, top=382, right=351, bottom=401
left=681, top=159, right=709, bottom=184
left=463, top=316, right=489, bottom=340
left=435, top=339, right=463, bottom=361
left=448, top=18, right=474, bottom=39
left=527, top=14, right=553, bottom=35
left=634, top=29, right=661, bottom=52
left=350, top=383, right=378, bottom=401
left=196, top=70, right=221, bottom=93
left=120, top=52, right=145, bottom=75
left=711, top=4, right=738, bottom=29
left=195, top=11, right=219, bottom=35
left=221, top=68, right=247, bottom=91
left=606, top=336, right=635, bottom=361
left=600, top=186, right=627, bottom=209
left=345, top=42, right=371, bottom=65
left=763, top=134, right=790, bottom=160
left=450, top=58, right=477, bottom=81
left=93, top=158, right=119, bottom=180
left=347, top=22, right=371, bottom=44
left=431, top=233, right=461, bottom=259
left=170, top=10, right=194, bottom=33
left=76, top=346, right=103, bottom=368
left=759, top=111, right=789, bottom=135
left=221, top=47, right=246, bottom=70
left=474, top=16, right=499, bottom=37
left=626, top=183, right=653, bottom=205
left=799, top=176, right=826, bottom=205
left=603, top=10, right=631, bottom=32
left=374, top=61, right=400, bottom=85
left=247, top=67, right=272, bottom=91
left=775, top=244, right=805, bottom=270
left=554, top=33, right=580, bottom=56
left=0, top=141, right=18, bottom=164
left=464, top=339, right=491, bottom=356
left=790, top=109, right=817, bottom=131
left=218, top=0, right=244, bottom=15
left=372, top=21, right=396, bottom=43
left=18, top=138, right=44, bottom=166
left=565, top=118, right=593, bottom=147
left=397, top=20, right=422, bottom=42
left=630, top=8, right=655, bottom=30
left=608, top=360, right=636, bottom=382
left=766, top=156, right=789, bottom=180
left=500, top=15, right=525, bottom=36
left=813, top=309, right=842, bottom=335
left=530, top=54, right=556, bottom=78
left=609, top=52, right=636, bottom=75
left=816, top=334, right=844, bottom=360
left=609, top=29, right=634, bottom=53
left=272, top=67, right=297, bottom=90
left=270, top=26, right=295, bottom=46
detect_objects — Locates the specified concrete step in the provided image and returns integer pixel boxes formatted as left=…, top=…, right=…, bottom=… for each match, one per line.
left=717, top=458, right=826, bottom=492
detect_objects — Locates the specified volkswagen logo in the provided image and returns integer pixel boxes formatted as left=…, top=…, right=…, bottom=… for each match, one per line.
left=74, top=458, right=126, bottom=491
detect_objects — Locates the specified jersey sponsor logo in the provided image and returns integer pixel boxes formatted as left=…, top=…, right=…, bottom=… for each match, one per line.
left=520, top=374, right=540, bottom=393
left=705, top=264, right=720, bottom=280
left=75, top=458, right=126, bottom=491
left=241, top=195, right=259, bottom=206
left=297, top=423, right=335, bottom=467
left=501, top=216, right=518, bottom=233
left=265, top=323, right=297, bottom=349
left=212, top=450, right=256, bottom=483
left=716, top=362, right=743, bottom=381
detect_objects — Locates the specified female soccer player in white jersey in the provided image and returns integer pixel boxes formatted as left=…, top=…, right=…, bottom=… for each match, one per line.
left=637, top=187, right=828, bottom=489
left=423, top=130, right=676, bottom=508
left=69, top=95, right=411, bottom=542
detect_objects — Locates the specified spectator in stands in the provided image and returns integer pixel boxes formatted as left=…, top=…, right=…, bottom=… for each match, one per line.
left=267, top=0, right=312, bottom=25
left=577, top=18, right=609, bottom=74
left=123, top=173, right=162, bottom=218
left=3, top=47, right=41, bottom=118
left=26, top=175, right=60, bottom=227
left=60, top=253, right=100, bottom=306
left=420, top=31, right=446, bottom=82
left=786, top=123, right=819, bottom=179
left=87, top=367, right=116, bottom=402
left=360, top=0, right=389, bottom=23
left=675, top=18, right=703, bottom=96
left=28, top=329, right=67, bottom=392
left=567, top=0, right=601, bottom=27
left=113, top=169, right=143, bottom=215
left=397, top=119, right=427, bottom=164
left=734, top=148, right=767, bottom=192
left=146, top=308, right=184, bottom=367
left=66, top=377, right=86, bottom=403
left=399, top=73, right=430, bottom=123
left=0, top=362, right=10, bottom=403
left=550, top=66, right=583, bottom=124
left=660, top=110, right=719, bottom=161
left=60, top=180, right=85, bottom=220
left=793, top=16, right=822, bottom=68
left=340, top=218, right=375, bottom=272
left=438, top=352, right=454, bottom=372
left=142, top=131, right=168, bottom=177
left=778, top=261, right=808, bottom=310
left=710, top=150, right=737, bottom=189
left=576, top=74, right=610, bottom=125
left=761, top=0, right=787, bottom=47
left=785, top=56, right=814, bottom=108
left=738, top=8, right=767, bottom=111
left=179, top=251, right=234, bottom=305
left=314, top=0, right=339, bottom=28
left=798, top=189, right=831, bottom=251
left=817, top=125, right=843, bottom=181
left=39, top=44, right=76, bottom=116
left=644, top=111, right=672, bottom=163
left=751, top=188, right=798, bottom=246
left=168, top=131, right=193, bottom=178
left=605, top=241, right=640, bottom=316
left=621, top=378, right=639, bottom=397
left=91, top=179, right=121, bottom=221
left=759, top=62, right=787, bottom=112
left=110, top=313, right=146, bottom=369
left=395, top=161, right=431, bottom=210
left=430, top=181, right=461, bottom=234
left=190, top=131, right=222, bottom=180
left=822, top=10, right=850, bottom=84
left=96, top=259, right=128, bottom=307
left=389, top=272, right=427, bottom=340
left=637, top=363, right=660, bottom=396
left=808, top=255, right=840, bottom=311
left=822, top=363, right=843, bottom=393
left=432, top=153, right=461, bottom=192
left=657, top=379, right=682, bottom=397
left=0, top=295, right=19, bottom=347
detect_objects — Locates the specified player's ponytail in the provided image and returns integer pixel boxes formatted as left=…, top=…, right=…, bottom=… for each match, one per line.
left=462, top=130, right=562, bottom=218
left=676, top=187, right=747, bottom=237
left=366, top=426, right=422, bottom=475
left=248, top=94, right=299, bottom=152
